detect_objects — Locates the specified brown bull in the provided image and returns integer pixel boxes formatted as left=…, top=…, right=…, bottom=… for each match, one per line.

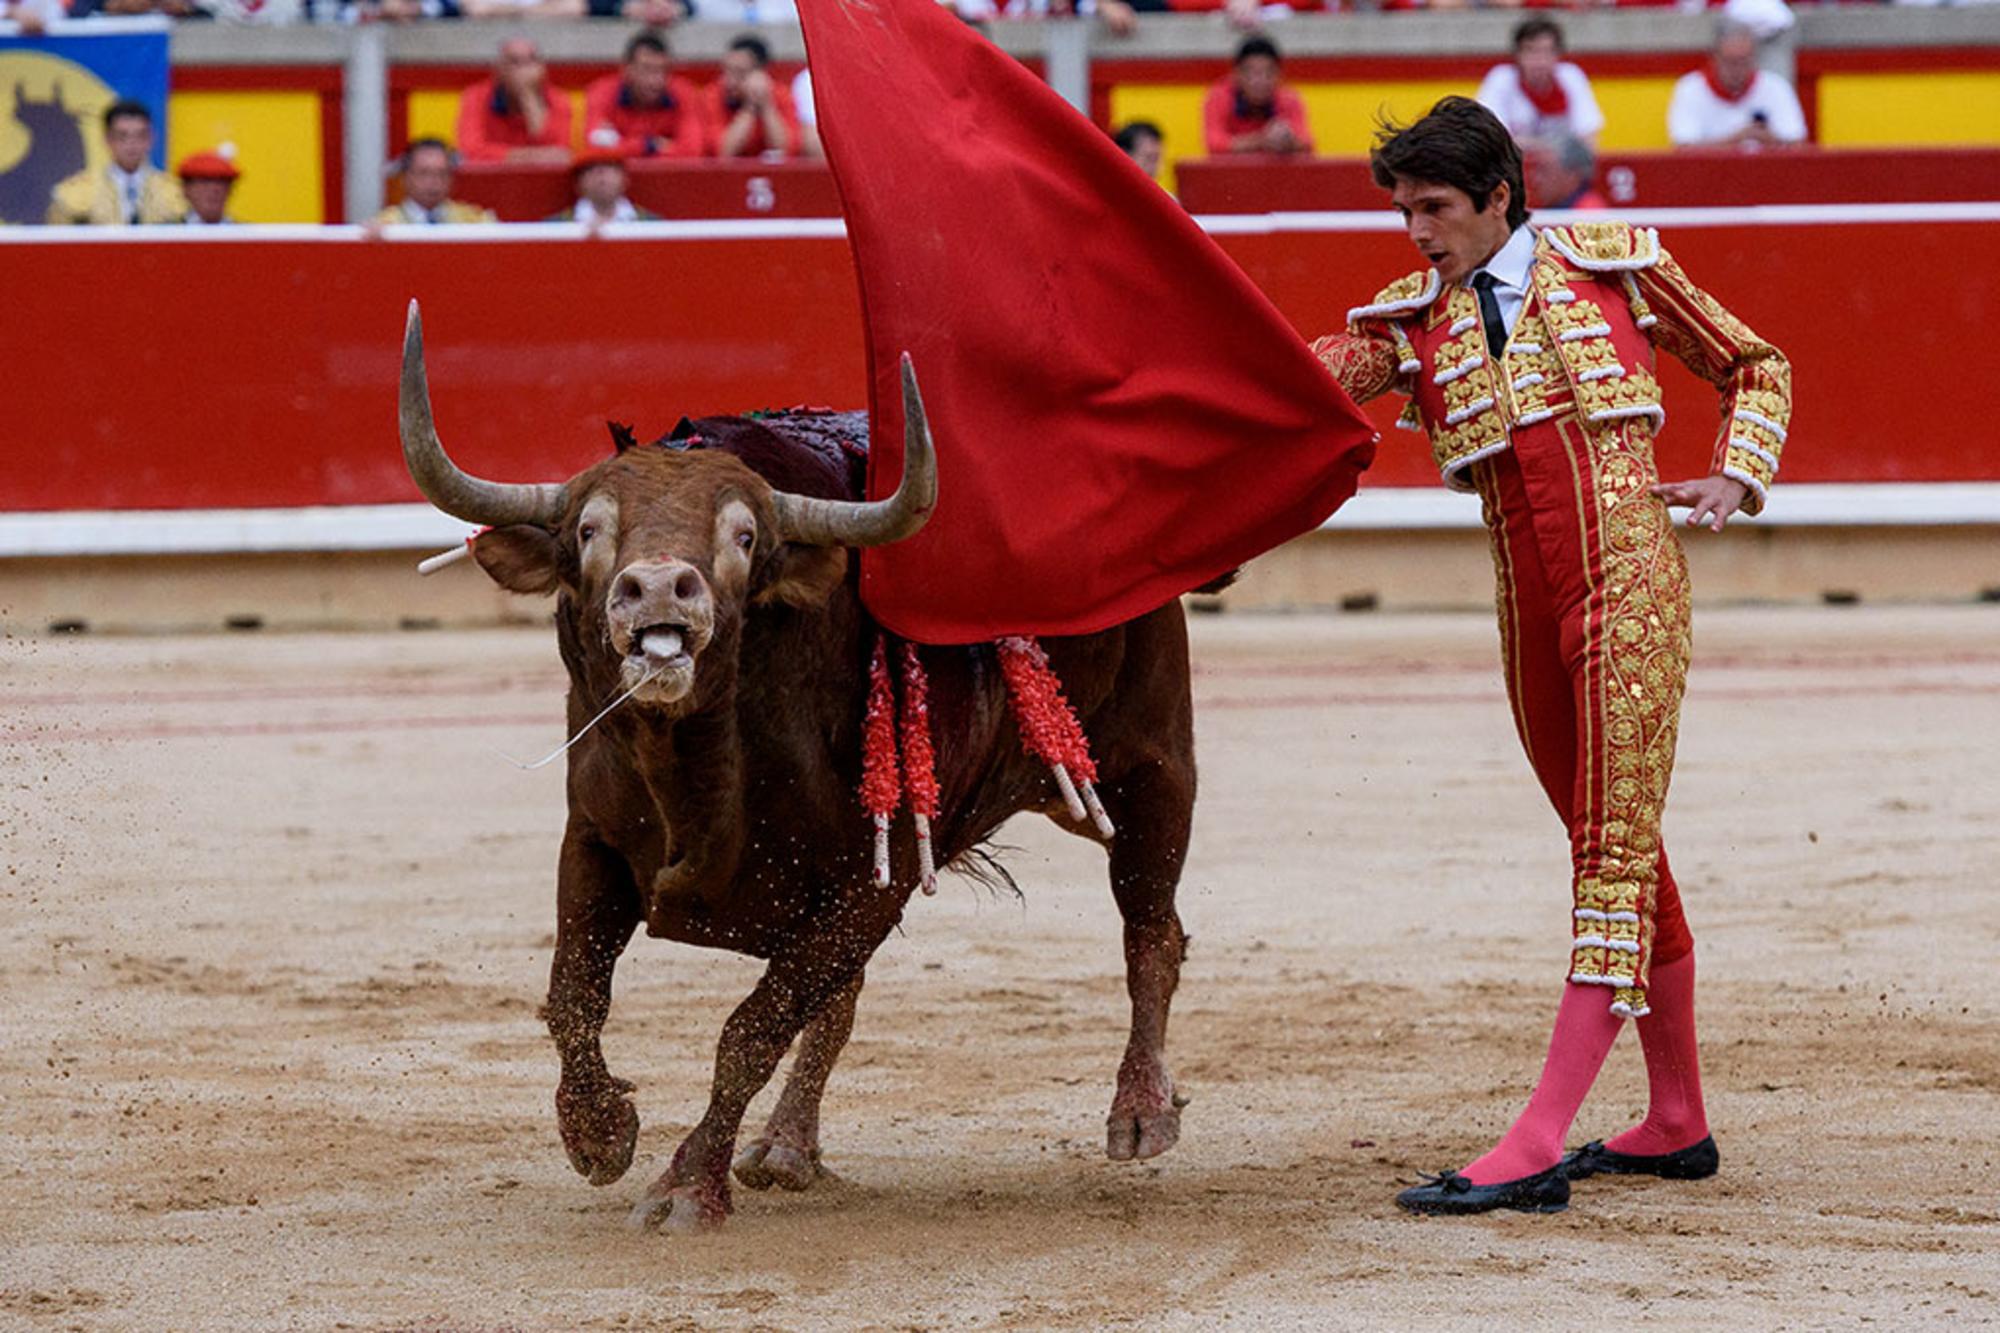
left=399, top=304, right=1198, bottom=1232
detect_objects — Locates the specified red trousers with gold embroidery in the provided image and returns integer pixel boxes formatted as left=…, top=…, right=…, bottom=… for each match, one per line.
left=1468, top=412, right=1696, bottom=1017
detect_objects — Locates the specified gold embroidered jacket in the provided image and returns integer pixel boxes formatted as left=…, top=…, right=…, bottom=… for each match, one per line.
left=46, top=168, right=187, bottom=227
left=1312, top=222, right=1792, bottom=514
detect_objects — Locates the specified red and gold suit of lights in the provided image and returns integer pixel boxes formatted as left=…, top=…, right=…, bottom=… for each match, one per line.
left=1313, top=221, right=1792, bottom=1018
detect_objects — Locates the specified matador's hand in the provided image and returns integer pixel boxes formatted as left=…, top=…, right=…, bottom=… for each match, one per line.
left=1650, top=474, right=1749, bottom=533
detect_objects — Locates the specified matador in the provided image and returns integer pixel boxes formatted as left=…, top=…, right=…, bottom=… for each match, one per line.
left=1310, top=98, right=1791, bottom=1215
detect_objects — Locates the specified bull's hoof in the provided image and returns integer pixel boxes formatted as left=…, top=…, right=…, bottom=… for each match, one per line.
left=733, top=1138, right=828, bottom=1192
left=556, top=1076, right=640, bottom=1186
left=1106, top=1064, right=1187, bottom=1162
left=628, top=1182, right=732, bottom=1234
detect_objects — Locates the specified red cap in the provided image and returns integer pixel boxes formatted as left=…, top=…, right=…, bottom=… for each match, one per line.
left=177, top=151, right=240, bottom=181
left=570, top=145, right=628, bottom=175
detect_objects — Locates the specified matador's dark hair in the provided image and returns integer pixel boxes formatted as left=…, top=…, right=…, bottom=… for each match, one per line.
left=1368, top=95, right=1528, bottom=231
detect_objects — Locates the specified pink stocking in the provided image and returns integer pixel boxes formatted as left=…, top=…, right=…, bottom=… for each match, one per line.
left=1459, top=980, right=1624, bottom=1185
left=1604, top=951, right=1708, bottom=1155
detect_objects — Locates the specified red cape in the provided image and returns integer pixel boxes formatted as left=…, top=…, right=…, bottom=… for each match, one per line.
left=799, top=0, right=1379, bottom=644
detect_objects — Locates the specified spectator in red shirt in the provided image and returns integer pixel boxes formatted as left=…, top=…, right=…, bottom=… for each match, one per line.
left=456, top=38, right=573, bottom=166
left=705, top=35, right=805, bottom=161
left=1203, top=37, right=1314, bottom=157
left=585, top=30, right=709, bottom=160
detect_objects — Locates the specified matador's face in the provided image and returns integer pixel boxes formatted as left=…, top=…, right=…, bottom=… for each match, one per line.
left=1390, top=176, right=1513, bottom=287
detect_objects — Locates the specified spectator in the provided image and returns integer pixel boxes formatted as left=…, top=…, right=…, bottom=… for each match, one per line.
left=461, top=0, right=583, bottom=18
left=337, top=0, right=464, bottom=21
left=456, top=38, right=573, bottom=165
left=1526, top=134, right=1605, bottom=212
left=46, top=101, right=186, bottom=227
left=1475, top=19, right=1604, bottom=153
left=584, top=29, right=707, bottom=159
left=176, top=150, right=241, bottom=225
left=546, top=147, right=660, bottom=224
left=1113, top=120, right=1164, bottom=180
left=374, top=138, right=499, bottom=224
left=2, top=0, right=63, bottom=33
left=586, top=0, right=691, bottom=22
left=1124, top=0, right=1319, bottom=30
left=1203, top=37, right=1313, bottom=157
left=705, top=35, right=804, bottom=160
left=695, top=0, right=795, bottom=20
left=951, top=0, right=1139, bottom=35
left=1668, top=21, right=1807, bottom=148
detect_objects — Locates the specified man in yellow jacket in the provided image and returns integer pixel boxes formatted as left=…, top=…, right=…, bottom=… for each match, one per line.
left=47, top=100, right=186, bottom=227
left=372, top=139, right=499, bottom=226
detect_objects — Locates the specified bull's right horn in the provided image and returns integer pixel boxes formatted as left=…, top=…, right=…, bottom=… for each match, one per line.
left=771, top=353, right=938, bottom=548
left=400, top=301, right=569, bottom=528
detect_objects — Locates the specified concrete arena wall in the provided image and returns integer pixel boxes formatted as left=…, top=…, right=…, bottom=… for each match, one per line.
left=6, top=527, right=1998, bottom=636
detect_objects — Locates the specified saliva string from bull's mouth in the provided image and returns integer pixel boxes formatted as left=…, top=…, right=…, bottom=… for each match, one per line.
left=496, top=658, right=670, bottom=772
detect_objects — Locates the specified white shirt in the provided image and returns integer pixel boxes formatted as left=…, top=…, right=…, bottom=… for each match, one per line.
left=1475, top=62, right=1605, bottom=144
left=700, top=0, right=797, bottom=19
left=792, top=69, right=815, bottom=129
left=573, top=197, right=639, bottom=225
left=1467, top=225, right=1538, bottom=340
left=400, top=198, right=444, bottom=224
left=107, top=163, right=153, bottom=222
left=1666, top=68, right=1807, bottom=146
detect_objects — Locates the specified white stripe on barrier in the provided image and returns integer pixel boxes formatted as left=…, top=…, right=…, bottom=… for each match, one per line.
left=3, top=482, right=1997, bottom=558
left=3, top=202, right=1998, bottom=247
left=1319, top=482, right=2000, bottom=531
left=0, top=504, right=475, bottom=558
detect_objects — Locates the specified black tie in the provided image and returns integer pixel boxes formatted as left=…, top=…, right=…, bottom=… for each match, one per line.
left=1471, top=271, right=1506, bottom=359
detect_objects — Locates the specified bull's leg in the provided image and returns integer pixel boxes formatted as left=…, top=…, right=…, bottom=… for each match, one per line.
left=545, top=827, right=645, bottom=1186
left=1099, top=759, right=1193, bottom=1162
left=629, top=897, right=902, bottom=1233
left=732, top=968, right=864, bottom=1192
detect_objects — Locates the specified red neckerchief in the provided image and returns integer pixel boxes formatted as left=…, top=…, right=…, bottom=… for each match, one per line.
left=1702, top=62, right=1755, bottom=104
left=1520, top=72, right=1569, bottom=118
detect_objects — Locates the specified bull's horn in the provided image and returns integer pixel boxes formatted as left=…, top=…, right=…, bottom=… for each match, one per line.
left=399, top=301, right=568, bottom=528
left=771, top=353, right=938, bottom=548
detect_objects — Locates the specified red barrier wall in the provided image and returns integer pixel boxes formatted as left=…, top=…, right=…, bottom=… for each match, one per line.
left=445, top=161, right=846, bottom=223
left=0, top=212, right=1990, bottom=512
left=1176, top=147, right=2000, bottom=215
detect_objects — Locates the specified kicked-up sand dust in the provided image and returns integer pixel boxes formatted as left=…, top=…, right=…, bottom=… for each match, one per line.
left=2, top=605, right=1997, bottom=1330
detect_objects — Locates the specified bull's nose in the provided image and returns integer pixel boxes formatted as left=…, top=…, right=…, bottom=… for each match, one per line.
left=609, top=558, right=710, bottom=623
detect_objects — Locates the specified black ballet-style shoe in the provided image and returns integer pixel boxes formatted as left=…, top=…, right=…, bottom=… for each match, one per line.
left=1561, top=1135, right=1720, bottom=1182
left=1395, top=1164, right=1570, bottom=1216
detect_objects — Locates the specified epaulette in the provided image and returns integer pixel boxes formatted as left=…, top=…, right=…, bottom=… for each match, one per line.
left=1542, top=222, right=1661, bottom=273
left=1347, top=269, right=1441, bottom=325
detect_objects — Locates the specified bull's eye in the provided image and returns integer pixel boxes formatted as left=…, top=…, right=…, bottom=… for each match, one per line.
left=735, top=530, right=754, bottom=552
left=579, top=523, right=597, bottom=543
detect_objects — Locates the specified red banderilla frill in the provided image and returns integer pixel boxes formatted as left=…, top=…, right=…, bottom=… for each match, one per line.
left=899, top=642, right=941, bottom=895
left=858, top=633, right=1113, bottom=893
left=859, top=637, right=902, bottom=888
left=995, top=636, right=1116, bottom=838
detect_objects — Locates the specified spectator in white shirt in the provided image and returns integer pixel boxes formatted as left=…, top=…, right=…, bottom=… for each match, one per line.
left=1667, top=21, right=1808, bottom=148
left=1475, top=19, right=1605, bottom=154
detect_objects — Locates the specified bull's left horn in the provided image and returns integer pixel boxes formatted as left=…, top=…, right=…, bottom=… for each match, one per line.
left=400, top=301, right=569, bottom=528
left=771, top=353, right=938, bottom=548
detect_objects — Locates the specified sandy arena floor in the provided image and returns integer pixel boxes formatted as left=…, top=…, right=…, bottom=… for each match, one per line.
left=3, top=604, right=1998, bottom=1331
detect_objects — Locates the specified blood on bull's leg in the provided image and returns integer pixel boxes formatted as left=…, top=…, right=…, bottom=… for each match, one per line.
left=630, top=897, right=905, bottom=1233
left=1100, top=758, right=1193, bottom=1162
left=733, top=968, right=864, bottom=1191
left=545, top=828, right=645, bottom=1186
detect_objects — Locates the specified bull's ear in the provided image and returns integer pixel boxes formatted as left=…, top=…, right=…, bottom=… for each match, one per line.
left=471, top=525, right=563, bottom=595
left=755, top=543, right=848, bottom=609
